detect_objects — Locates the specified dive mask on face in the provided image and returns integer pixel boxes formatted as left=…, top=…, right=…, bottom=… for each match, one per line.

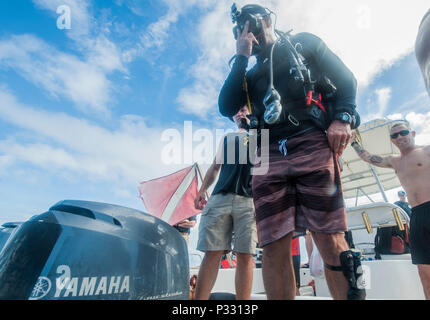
left=231, top=3, right=269, bottom=54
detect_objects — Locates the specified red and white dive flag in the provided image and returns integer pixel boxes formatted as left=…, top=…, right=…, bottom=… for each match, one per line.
left=138, top=163, right=201, bottom=226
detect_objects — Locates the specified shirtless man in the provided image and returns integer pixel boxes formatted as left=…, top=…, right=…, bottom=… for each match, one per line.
left=415, top=9, right=430, bottom=97
left=351, top=122, right=430, bottom=299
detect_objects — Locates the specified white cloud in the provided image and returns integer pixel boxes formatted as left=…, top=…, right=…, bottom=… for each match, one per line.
left=0, top=155, right=12, bottom=174
left=35, top=0, right=127, bottom=71
left=122, top=0, right=215, bottom=62
left=176, top=1, right=236, bottom=116
left=86, top=36, right=126, bottom=73
left=0, top=88, right=227, bottom=186
left=385, top=109, right=430, bottom=146
left=405, top=111, right=430, bottom=145
left=0, top=88, right=168, bottom=183
left=387, top=113, right=404, bottom=121
left=0, top=141, right=80, bottom=171
left=375, top=87, right=392, bottom=117
left=395, top=91, right=430, bottom=111
left=32, top=0, right=92, bottom=40
left=24, top=0, right=128, bottom=114
left=267, top=0, right=428, bottom=85
left=0, top=35, right=113, bottom=115
left=143, top=11, right=180, bottom=51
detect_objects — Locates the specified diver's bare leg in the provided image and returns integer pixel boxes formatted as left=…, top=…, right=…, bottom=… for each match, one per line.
left=311, top=232, right=350, bottom=300
left=262, top=232, right=296, bottom=300
left=235, top=252, right=254, bottom=300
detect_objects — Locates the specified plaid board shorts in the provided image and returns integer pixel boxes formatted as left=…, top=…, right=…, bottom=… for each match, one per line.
left=252, top=130, right=347, bottom=247
left=197, top=193, right=258, bottom=254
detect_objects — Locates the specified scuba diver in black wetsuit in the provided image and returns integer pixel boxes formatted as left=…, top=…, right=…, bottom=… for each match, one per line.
left=218, top=3, right=365, bottom=300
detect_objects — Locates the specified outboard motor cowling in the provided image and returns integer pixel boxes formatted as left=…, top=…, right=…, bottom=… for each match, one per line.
left=0, top=200, right=189, bottom=300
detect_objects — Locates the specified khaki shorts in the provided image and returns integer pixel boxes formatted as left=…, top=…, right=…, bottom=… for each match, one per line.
left=197, top=193, right=258, bottom=254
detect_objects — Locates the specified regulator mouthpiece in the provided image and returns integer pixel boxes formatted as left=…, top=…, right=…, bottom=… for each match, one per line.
left=263, top=87, right=282, bottom=124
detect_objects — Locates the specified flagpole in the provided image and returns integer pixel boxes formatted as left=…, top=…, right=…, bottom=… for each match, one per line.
left=194, top=163, right=210, bottom=199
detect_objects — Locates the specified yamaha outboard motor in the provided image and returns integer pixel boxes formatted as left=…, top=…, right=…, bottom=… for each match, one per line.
left=0, top=200, right=189, bottom=300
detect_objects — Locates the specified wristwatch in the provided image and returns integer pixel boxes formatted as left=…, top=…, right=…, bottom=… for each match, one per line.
left=334, top=112, right=354, bottom=125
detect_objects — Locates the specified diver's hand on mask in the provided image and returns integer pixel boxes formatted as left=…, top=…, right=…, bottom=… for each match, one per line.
left=236, top=21, right=259, bottom=58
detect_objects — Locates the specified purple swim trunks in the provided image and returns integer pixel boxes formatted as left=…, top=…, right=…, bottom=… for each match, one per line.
left=252, top=130, right=347, bottom=247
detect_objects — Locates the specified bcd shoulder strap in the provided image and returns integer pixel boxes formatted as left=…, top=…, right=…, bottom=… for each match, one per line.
left=242, top=76, right=252, bottom=114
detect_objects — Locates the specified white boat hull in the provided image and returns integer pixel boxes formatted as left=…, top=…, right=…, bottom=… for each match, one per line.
left=314, top=259, right=425, bottom=300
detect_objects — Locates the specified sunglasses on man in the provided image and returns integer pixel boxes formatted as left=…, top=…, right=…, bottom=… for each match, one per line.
left=390, top=130, right=410, bottom=139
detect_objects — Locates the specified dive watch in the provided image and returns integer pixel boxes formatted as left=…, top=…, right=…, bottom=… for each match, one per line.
left=334, top=112, right=354, bottom=125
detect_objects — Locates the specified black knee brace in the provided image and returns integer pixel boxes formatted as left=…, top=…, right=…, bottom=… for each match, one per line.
left=325, top=249, right=366, bottom=300
left=340, top=250, right=366, bottom=300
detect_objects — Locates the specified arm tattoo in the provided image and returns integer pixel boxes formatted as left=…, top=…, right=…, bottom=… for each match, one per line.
left=369, top=155, right=384, bottom=164
left=352, top=142, right=387, bottom=166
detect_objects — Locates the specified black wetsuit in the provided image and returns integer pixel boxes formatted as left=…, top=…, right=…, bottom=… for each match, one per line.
left=219, top=32, right=359, bottom=141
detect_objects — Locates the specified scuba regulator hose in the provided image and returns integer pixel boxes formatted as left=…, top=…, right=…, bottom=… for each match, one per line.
left=263, top=39, right=283, bottom=125
left=263, top=29, right=313, bottom=126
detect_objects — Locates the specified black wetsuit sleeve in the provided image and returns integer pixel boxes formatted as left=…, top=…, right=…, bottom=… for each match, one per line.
left=297, top=33, right=358, bottom=122
left=218, top=55, right=249, bottom=118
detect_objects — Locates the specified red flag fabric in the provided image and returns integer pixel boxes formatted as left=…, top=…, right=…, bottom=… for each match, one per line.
left=138, top=164, right=201, bottom=226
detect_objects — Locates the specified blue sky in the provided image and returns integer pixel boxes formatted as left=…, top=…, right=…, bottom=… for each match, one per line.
left=1, top=0, right=430, bottom=239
